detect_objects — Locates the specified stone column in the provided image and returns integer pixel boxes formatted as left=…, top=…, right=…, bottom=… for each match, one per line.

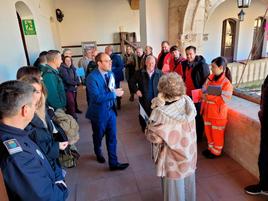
left=139, top=0, right=168, bottom=55
left=168, top=0, right=207, bottom=56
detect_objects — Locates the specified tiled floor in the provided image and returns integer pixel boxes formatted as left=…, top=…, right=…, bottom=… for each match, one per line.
left=66, top=83, right=268, bottom=201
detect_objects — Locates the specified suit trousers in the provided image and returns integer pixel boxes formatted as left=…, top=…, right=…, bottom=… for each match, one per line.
left=258, top=124, right=268, bottom=190
left=91, top=110, right=118, bottom=167
left=195, top=102, right=204, bottom=142
left=66, top=91, right=77, bottom=120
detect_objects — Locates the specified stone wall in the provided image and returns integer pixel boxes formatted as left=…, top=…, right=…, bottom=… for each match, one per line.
left=225, top=96, right=260, bottom=178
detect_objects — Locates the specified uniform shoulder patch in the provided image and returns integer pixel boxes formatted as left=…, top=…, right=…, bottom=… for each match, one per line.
left=3, top=139, right=23, bottom=155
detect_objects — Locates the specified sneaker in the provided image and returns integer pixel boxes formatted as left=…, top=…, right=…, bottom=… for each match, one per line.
left=245, top=184, right=268, bottom=196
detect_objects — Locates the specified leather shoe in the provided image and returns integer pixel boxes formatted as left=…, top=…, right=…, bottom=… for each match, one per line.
left=96, top=155, right=106, bottom=163
left=110, top=163, right=129, bottom=171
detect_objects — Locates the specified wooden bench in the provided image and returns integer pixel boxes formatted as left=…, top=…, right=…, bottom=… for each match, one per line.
left=0, top=169, right=9, bottom=201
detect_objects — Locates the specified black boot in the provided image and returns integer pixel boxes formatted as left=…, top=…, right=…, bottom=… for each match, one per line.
left=117, top=97, right=121, bottom=110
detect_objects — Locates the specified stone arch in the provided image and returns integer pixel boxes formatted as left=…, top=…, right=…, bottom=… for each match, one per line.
left=168, top=0, right=230, bottom=55
left=15, top=1, right=40, bottom=64
left=15, top=1, right=33, bottom=17
left=169, top=0, right=208, bottom=54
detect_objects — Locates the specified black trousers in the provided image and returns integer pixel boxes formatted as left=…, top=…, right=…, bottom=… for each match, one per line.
left=194, top=102, right=204, bottom=142
left=258, top=124, right=268, bottom=190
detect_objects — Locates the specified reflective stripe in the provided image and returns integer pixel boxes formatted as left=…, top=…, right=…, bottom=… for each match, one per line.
left=206, top=101, right=215, bottom=104
left=222, top=90, right=232, bottom=96
left=210, top=147, right=221, bottom=155
left=212, top=125, right=225, bottom=130
left=222, top=95, right=231, bottom=103
left=222, top=90, right=232, bottom=103
left=214, top=145, right=223, bottom=149
left=204, top=121, right=211, bottom=126
left=208, top=142, right=214, bottom=148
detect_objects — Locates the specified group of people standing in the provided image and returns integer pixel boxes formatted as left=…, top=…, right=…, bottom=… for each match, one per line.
left=0, top=38, right=267, bottom=201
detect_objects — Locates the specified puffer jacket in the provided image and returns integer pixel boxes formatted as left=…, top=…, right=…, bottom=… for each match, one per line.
left=54, top=109, right=79, bottom=145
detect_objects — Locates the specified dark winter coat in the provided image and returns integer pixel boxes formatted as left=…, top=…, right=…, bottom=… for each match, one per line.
left=111, top=53, right=124, bottom=84
left=25, top=114, right=63, bottom=181
left=129, top=68, right=162, bottom=115
left=181, top=55, right=210, bottom=89
left=59, top=64, right=80, bottom=92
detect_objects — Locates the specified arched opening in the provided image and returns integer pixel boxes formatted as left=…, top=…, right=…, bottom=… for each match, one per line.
left=221, top=18, right=238, bottom=63
left=15, top=1, right=39, bottom=65
left=251, top=16, right=266, bottom=60
left=16, top=11, right=30, bottom=65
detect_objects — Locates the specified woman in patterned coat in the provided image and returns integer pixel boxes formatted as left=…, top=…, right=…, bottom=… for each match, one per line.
left=145, top=72, right=197, bottom=201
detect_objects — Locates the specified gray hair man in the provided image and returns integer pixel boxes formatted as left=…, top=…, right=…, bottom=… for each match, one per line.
left=129, top=55, right=163, bottom=131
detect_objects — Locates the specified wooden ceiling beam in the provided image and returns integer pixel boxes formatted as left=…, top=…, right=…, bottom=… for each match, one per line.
left=130, top=0, right=139, bottom=10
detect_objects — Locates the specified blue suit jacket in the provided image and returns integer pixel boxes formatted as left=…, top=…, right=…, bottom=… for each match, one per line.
left=85, top=69, right=116, bottom=122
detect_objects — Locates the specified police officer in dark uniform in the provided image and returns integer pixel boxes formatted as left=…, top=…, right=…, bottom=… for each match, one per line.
left=0, top=80, right=68, bottom=201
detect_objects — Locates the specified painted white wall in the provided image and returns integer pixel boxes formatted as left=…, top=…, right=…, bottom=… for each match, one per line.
left=54, top=0, right=140, bottom=53
left=139, top=0, right=168, bottom=55
left=204, top=0, right=267, bottom=63
left=0, top=0, right=59, bottom=82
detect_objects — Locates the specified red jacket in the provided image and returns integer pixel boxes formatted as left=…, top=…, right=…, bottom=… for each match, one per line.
left=157, top=52, right=172, bottom=73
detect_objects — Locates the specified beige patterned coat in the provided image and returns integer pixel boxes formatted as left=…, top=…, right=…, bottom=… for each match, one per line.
left=145, top=95, right=197, bottom=179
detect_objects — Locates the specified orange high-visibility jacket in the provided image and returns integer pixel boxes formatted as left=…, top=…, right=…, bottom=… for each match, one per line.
left=201, top=74, right=233, bottom=119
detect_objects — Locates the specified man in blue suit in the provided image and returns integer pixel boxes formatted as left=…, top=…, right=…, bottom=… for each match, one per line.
left=86, top=52, right=129, bottom=171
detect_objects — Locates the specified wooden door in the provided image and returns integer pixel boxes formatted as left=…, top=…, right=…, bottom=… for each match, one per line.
left=221, top=19, right=237, bottom=63
left=251, top=17, right=266, bottom=60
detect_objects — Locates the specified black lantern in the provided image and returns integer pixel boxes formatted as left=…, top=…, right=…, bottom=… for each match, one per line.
left=56, top=8, right=64, bottom=22
left=237, top=0, right=251, bottom=8
left=238, top=9, right=245, bottom=21
left=237, top=0, right=251, bottom=22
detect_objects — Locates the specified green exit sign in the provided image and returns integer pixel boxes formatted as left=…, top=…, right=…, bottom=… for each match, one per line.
left=22, top=19, right=36, bottom=35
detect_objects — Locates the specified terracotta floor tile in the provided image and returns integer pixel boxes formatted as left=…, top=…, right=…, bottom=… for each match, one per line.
left=110, top=193, right=143, bottom=201
left=127, top=153, right=155, bottom=172
left=196, top=183, right=213, bottom=201
left=140, top=187, right=163, bottom=201
left=134, top=169, right=161, bottom=191
left=76, top=179, right=109, bottom=201
left=198, top=173, right=248, bottom=200
left=63, top=84, right=266, bottom=201
left=105, top=173, right=139, bottom=197
left=196, top=158, right=221, bottom=179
